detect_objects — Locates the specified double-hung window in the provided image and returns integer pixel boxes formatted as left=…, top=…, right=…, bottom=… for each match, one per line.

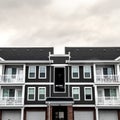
left=103, top=67, right=113, bottom=75
left=39, top=66, right=46, bottom=79
left=84, top=87, right=92, bottom=101
left=72, top=66, right=79, bottom=79
left=28, top=66, right=36, bottom=79
left=27, top=87, right=35, bottom=101
left=104, top=88, right=116, bottom=99
left=72, top=87, right=80, bottom=100
left=38, top=87, right=46, bottom=100
left=84, top=65, right=91, bottom=79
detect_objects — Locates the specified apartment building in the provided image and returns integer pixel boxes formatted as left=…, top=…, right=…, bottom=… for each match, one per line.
left=0, top=47, right=120, bottom=120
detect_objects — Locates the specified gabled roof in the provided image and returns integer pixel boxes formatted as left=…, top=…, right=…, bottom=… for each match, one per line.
left=65, top=47, right=120, bottom=60
left=0, top=47, right=53, bottom=60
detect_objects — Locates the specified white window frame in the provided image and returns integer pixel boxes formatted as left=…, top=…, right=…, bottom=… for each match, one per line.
left=27, top=87, right=35, bottom=101
left=38, top=87, right=46, bottom=101
left=28, top=66, right=36, bottom=79
left=71, top=66, right=79, bottom=79
left=104, top=88, right=117, bottom=97
left=83, top=65, right=91, bottom=79
left=84, top=87, right=93, bottom=101
left=72, top=87, right=80, bottom=101
left=38, top=66, right=46, bottom=79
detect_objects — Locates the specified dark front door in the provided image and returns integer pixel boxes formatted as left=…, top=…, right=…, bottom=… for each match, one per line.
left=55, top=68, right=65, bottom=92
left=52, top=106, right=67, bottom=120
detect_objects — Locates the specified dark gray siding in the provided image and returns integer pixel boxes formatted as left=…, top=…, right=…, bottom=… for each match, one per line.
left=26, top=66, right=50, bottom=82
left=51, top=85, right=68, bottom=97
left=25, top=85, right=49, bottom=105
left=50, top=57, right=69, bottom=64
left=69, top=66, right=94, bottom=82
left=70, top=85, right=95, bottom=104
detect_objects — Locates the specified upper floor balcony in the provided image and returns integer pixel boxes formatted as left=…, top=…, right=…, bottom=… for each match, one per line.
left=96, top=75, right=120, bottom=84
left=95, top=65, right=120, bottom=84
left=0, top=97, right=23, bottom=106
left=0, top=74, right=24, bottom=84
left=97, top=97, right=120, bottom=106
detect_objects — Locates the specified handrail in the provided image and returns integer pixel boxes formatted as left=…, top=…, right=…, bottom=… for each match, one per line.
left=0, top=74, right=24, bottom=83
left=96, top=75, right=119, bottom=83
left=0, top=97, right=23, bottom=106
left=97, top=96, right=120, bottom=105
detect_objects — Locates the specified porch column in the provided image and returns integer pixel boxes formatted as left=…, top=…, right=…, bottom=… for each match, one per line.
left=67, top=106, right=73, bottom=120
left=117, top=64, right=120, bottom=82
left=47, top=103, right=52, bottom=120
left=93, top=64, right=96, bottom=83
left=21, top=108, right=24, bottom=120
left=95, top=107, right=99, bottom=120
left=94, top=86, right=98, bottom=105
left=22, top=85, right=25, bottom=105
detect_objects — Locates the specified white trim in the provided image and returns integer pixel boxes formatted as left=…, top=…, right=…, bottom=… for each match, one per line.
left=83, top=65, right=92, bottom=79
left=0, top=57, right=5, bottom=61
left=51, top=64, right=68, bottom=66
left=65, top=82, right=94, bottom=85
left=66, top=60, right=119, bottom=63
left=24, top=105, right=47, bottom=107
left=38, top=87, right=46, bottom=101
left=84, top=87, right=93, bottom=101
left=72, top=87, right=80, bottom=101
left=0, top=60, right=53, bottom=64
left=71, top=66, right=79, bottom=79
left=73, top=105, right=95, bottom=107
left=25, top=82, right=54, bottom=85
left=27, top=87, right=35, bottom=101
left=28, top=66, right=36, bottom=79
left=38, top=66, right=47, bottom=79
left=49, top=54, right=70, bottom=57
left=115, top=56, right=120, bottom=61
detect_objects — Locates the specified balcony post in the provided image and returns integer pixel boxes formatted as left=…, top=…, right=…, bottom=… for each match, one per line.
left=93, top=64, right=96, bottom=83
left=94, top=85, right=98, bottom=105
left=95, top=107, right=99, bottom=120
left=21, top=108, right=24, bottom=120
left=117, top=64, right=120, bottom=81
left=23, top=64, right=26, bottom=83
left=22, top=85, right=25, bottom=105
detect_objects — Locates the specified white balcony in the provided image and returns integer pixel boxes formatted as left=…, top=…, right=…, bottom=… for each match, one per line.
left=96, top=75, right=119, bottom=84
left=0, top=74, right=24, bottom=83
left=0, top=97, right=23, bottom=106
left=97, top=97, right=120, bottom=105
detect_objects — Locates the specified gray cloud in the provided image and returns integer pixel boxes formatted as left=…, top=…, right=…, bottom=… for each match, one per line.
left=0, top=0, right=120, bottom=53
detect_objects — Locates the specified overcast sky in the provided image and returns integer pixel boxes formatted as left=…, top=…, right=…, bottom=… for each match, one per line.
left=0, top=0, right=120, bottom=53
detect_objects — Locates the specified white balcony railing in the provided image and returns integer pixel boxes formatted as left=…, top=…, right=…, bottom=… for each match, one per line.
left=96, top=75, right=119, bottom=83
left=0, top=97, right=23, bottom=106
left=0, top=74, right=24, bottom=83
left=97, top=97, right=120, bottom=105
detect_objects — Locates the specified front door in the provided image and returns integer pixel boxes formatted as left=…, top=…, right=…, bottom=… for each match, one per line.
left=52, top=106, right=67, bottom=120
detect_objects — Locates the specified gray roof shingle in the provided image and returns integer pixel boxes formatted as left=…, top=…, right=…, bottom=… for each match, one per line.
left=65, top=47, right=120, bottom=60
left=0, top=47, right=53, bottom=60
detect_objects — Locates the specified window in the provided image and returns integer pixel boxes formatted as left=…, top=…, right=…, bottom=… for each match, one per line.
left=104, top=88, right=116, bottom=98
left=39, top=66, right=46, bottom=79
left=28, top=66, right=36, bottom=79
left=84, top=65, right=91, bottom=79
left=84, top=87, right=92, bottom=101
left=103, top=67, right=113, bottom=75
left=71, top=66, right=79, bottom=79
left=72, top=87, right=80, bottom=100
left=3, top=89, right=15, bottom=98
left=27, top=87, right=35, bottom=101
left=38, top=87, right=46, bottom=100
